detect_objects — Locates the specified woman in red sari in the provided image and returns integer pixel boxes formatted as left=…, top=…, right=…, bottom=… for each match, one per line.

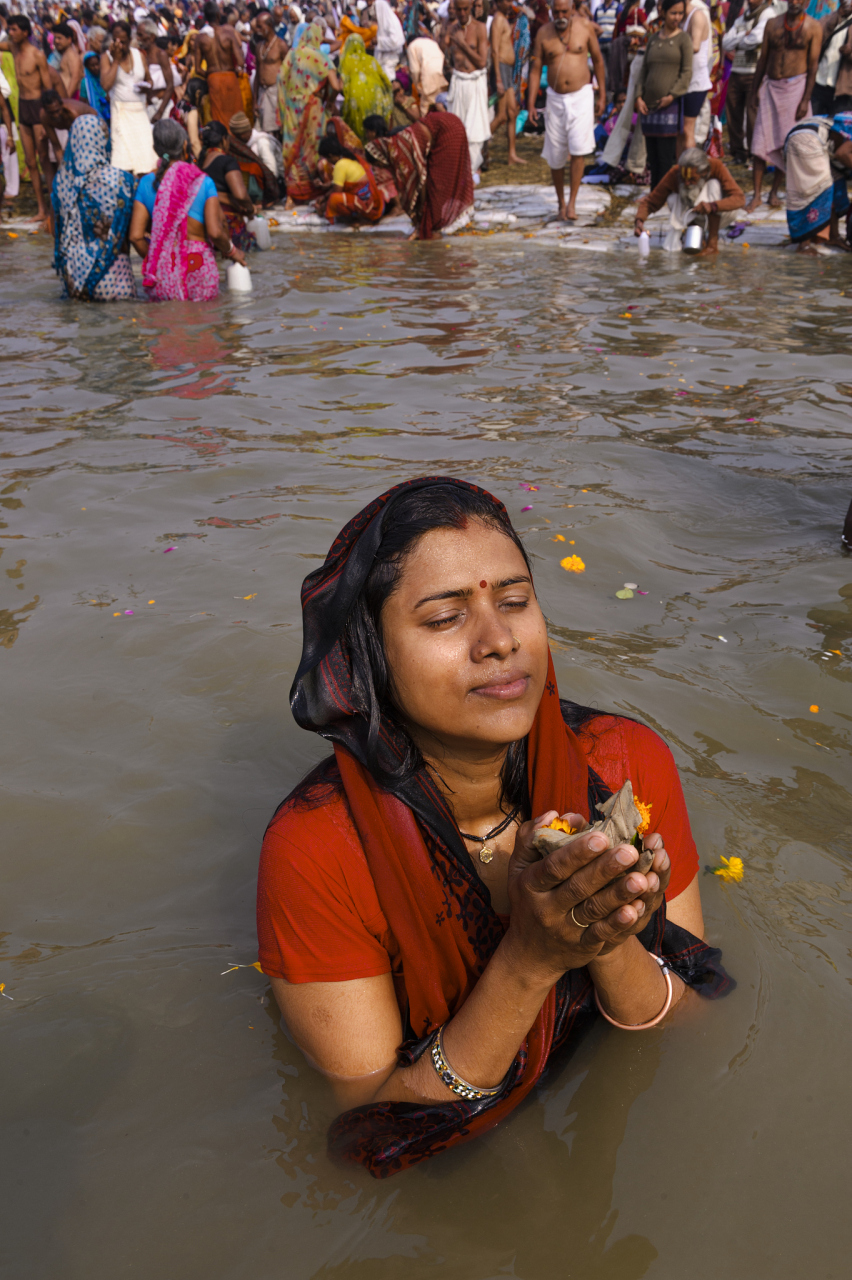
left=257, top=479, right=732, bottom=1177
left=363, top=108, right=475, bottom=238
left=316, top=133, right=385, bottom=224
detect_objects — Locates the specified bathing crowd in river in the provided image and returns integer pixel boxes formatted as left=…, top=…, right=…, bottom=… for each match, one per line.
left=1, top=0, right=851, bottom=298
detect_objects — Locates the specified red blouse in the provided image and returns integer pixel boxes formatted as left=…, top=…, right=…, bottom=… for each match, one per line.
left=257, top=717, right=699, bottom=984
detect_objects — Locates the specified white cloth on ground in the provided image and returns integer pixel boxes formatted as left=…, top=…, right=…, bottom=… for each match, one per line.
left=448, top=66, right=490, bottom=172
left=110, top=100, right=157, bottom=174
left=542, top=82, right=596, bottom=168
left=662, top=176, right=736, bottom=250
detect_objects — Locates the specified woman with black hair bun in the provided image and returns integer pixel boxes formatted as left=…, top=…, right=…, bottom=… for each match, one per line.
left=129, top=116, right=246, bottom=299
left=257, top=478, right=733, bottom=1178
left=199, top=119, right=256, bottom=249
left=315, top=132, right=385, bottom=223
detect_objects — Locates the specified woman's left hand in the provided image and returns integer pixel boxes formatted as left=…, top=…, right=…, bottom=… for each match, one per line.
left=658, top=93, right=673, bottom=108
left=593, top=833, right=670, bottom=956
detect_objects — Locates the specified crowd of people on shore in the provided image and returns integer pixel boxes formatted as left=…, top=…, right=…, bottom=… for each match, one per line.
left=0, top=0, right=851, bottom=300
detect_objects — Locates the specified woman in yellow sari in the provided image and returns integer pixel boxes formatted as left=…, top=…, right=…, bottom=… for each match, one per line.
left=278, top=23, right=341, bottom=204
left=339, top=34, right=393, bottom=141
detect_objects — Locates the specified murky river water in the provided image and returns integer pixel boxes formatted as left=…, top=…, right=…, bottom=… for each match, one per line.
left=2, top=234, right=851, bottom=1280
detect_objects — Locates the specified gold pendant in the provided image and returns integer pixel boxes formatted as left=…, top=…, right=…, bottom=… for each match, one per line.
left=479, top=846, right=494, bottom=865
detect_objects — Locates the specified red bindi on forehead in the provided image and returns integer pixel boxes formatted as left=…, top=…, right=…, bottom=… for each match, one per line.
left=480, top=580, right=487, bottom=588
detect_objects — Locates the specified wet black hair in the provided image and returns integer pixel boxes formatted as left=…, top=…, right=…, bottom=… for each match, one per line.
left=200, top=119, right=228, bottom=162
left=660, top=0, right=685, bottom=12
left=363, top=113, right=389, bottom=137
left=9, top=13, right=32, bottom=34
left=112, top=19, right=131, bottom=37
left=40, top=88, right=62, bottom=107
left=53, top=20, right=73, bottom=38
left=204, top=1, right=221, bottom=22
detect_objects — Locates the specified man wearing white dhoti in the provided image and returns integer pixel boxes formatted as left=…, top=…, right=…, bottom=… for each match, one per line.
left=443, top=0, right=489, bottom=173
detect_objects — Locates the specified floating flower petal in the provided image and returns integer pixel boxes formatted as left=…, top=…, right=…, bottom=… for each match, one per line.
left=560, top=555, right=585, bottom=573
left=713, top=856, right=744, bottom=884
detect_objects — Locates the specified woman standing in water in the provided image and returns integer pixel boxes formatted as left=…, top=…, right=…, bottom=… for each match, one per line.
left=257, top=478, right=732, bottom=1177
left=129, top=118, right=246, bottom=301
left=51, top=114, right=136, bottom=301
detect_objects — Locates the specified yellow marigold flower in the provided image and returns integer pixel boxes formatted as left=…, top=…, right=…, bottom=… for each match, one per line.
left=635, top=798, right=652, bottom=836
left=560, top=555, right=585, bottom=573
left=545, top=817, right=578, bottom=834
left=713, top=856, right=744, bottom=884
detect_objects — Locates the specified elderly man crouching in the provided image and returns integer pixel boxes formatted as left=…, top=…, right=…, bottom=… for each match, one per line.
left=633, top=146, right=745, bottom=255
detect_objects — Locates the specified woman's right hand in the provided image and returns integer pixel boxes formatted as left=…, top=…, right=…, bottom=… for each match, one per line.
left=635, top=96, right=648, bottom=115
left=230, top=246, right=247, bottom=267
left=503, top=812, right=651, bottom=984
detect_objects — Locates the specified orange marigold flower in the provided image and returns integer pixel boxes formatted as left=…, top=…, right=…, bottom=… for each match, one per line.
left=635, top=798, right=652, bottom=836
left=544, top=817, right=578, bottom=834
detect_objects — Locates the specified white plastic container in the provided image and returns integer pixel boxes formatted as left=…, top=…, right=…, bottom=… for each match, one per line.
left=638, top=229, right=650, bottom=258
left=227, top=262, right=253, bottom=292
left=247, top=215, right=271, bottom=250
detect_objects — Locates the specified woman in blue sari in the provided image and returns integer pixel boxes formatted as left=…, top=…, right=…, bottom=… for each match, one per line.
left=80, top=51, right=111, bottom=123
left=52, top=115, right=137, bottom=301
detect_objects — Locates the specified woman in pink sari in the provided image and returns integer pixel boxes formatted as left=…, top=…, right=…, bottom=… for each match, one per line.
left=129, top=119, right=246, bottom=302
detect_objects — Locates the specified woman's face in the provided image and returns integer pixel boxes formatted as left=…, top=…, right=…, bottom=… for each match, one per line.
left=380, top=521, right=550, bottom=757
left=664, top=2, right=685, bottom=30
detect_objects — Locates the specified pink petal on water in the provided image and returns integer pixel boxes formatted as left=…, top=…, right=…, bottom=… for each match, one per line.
left=638, top=590, right=649, bottom=595
left=124, top=610, right=134, bottom=615
left=163, top=546, right=175, bottom=553
left=522, top=505, right=533, bottom=511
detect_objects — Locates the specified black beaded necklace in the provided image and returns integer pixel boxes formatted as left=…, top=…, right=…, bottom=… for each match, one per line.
left=458, top=807, right=522, bottom=865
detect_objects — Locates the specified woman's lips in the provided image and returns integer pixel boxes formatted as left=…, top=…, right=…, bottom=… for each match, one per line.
left=471, top=673, right=530, bottom=700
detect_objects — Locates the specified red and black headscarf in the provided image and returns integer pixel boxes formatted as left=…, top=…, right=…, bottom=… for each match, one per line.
left=289, top=477, right=732, bottom=1177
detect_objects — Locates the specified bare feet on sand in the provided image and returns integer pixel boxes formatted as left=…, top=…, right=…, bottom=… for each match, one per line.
left=507, top=154, right=528, bottom=165
left=768, top=192, right=783, bottom=208
left=696, top=243, right=719, bottom=257
left=745, top=194, right=763, bottom=213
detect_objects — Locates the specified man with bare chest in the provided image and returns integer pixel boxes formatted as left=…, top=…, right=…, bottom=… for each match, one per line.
left=0, top=14, right=53, bottom=226
left=38, top=91, right=95, bottom=189
left=252, top=12, right=287, bottom=134
left=443, top=0, right=490, bottom=173
left=194, top=1, right=246, bottom=127
left=136, top=22, right=175, bottom=124
left=528, top=0, right=606, bottom=221
left=747, top=0, right=821, bottom=211
left=490, top=0, right=525, bottom=166
left=51, top=23, right=83, bottom=100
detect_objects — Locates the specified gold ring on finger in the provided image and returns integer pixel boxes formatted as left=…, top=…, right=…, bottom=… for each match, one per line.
left=571, top=905, right=589, bottom=930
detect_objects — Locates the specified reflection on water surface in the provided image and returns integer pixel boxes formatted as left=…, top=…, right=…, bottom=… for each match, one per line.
left=1, top=235, right=851, bottom=1280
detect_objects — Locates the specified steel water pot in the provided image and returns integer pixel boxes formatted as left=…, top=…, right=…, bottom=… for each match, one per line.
left=682, top=223, right=705, bottom=253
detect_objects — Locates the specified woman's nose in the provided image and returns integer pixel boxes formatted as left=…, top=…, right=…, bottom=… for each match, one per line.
left=470, top=610, right=517, bottom=662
